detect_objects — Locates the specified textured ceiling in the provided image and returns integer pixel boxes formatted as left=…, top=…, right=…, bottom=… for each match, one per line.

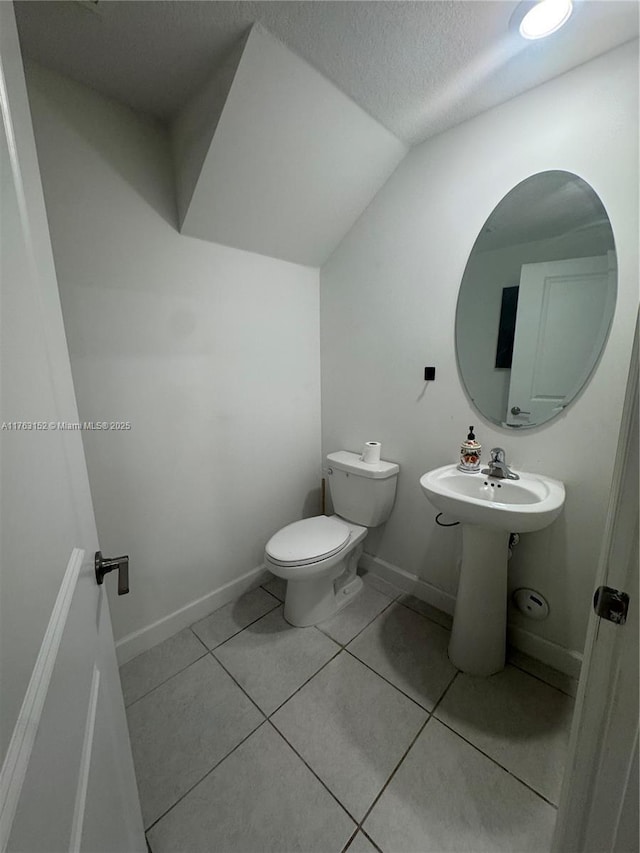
left=476, top=171, right=614, bottom=252
left=15, top=1, right=639, bottom=145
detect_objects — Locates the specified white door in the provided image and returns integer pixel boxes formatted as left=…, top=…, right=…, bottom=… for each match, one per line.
left=0, top=5, right=145, bottom=852
left=552, top=318, right=638, bottom=853
left=506, top=253, right=616, bottom=425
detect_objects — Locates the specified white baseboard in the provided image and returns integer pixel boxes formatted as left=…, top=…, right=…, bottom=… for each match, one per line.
left=360, top=553, right=456, bottom=614
left=360, top=553, right=583, bottom=679
left=115, top=564, right=270, bottom=665
left=506, top=625, right=583, bottom=679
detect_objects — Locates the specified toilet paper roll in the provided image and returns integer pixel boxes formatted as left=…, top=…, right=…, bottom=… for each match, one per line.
left=361, top=441, right=382, bottom=464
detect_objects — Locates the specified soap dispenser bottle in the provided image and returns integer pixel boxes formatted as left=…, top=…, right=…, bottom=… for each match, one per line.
left=458, top=426, right=481, bottom=473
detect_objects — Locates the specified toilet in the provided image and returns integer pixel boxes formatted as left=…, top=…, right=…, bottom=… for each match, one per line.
left=264, top=450, right=399, bottom=627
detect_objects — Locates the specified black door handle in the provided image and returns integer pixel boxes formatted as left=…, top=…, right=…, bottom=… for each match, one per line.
left=95, top=551, right=129, bottom=595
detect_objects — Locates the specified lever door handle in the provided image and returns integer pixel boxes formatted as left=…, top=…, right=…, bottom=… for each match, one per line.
left=510, top=406, right=531, bottom=416
left=95, top=551, right=129, bottom=595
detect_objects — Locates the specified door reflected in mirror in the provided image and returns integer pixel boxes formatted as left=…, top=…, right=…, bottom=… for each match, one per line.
left=456, top=171, right=617, bottom=429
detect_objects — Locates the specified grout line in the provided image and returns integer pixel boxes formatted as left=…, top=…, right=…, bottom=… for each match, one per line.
left=266, top=644, right=344, bottom=718
left=267, top=720, right=359, bottom=827
left=208, top=651, right=269, bottom=719
left=342, top=648, right=435, bottom=714
left=356, top=669, right=460, bottom=832
left=340, top=828, right=360, bottom=853
left=204, top=612, right=343, bottom=721
left=132, top=586, right=560, bottom=847
left=123, top=648, right=209, bottom=710
left=357, top=713, right=434, bottom=831
left=144, top=720, right=269, bottom=834
left=343, top=595, right=397, bottom=644
left=433, top=717, right=559, bottom=809
left=361, top=582, right=573, bottom=701
left=138, top=631, right=350, bottom=832
left=314, top=623, right=339, bottom=643
left=315, top=595, right=396, bottom=649
left=189, top=625, right=212, bottom=653
left=382, top=594, right=573, bottom=700
left=425, top=668, right=562, bottom=808
left=122, top=591, right=282, bottom=710
left=191, top=600, right=282, bottom=653
left=429, top=669, right=460, bottom=717
left=128, top=587, right=556, bottom=853
left=360, top=826, right=384, bottom=853
left=121, top=592, right=443, bottom=713
left=260, top=582, right=285, bottom=604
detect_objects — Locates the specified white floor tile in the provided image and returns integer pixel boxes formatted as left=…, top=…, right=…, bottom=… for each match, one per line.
left=213, top=606, right=340, bottom=714
left=148, top=723, right=355, bottom=853
left=191, top=586, right=280, bottom=648
left=127, top=655, right=263, bottom=827
left=124, top=588, right=572, bottom=853
left=272, top=652, right=427, bottom=820
left=119, top=628, right=206, bottom=706
left=434, top=665, right=574, bottom=803
left=364, top=719, right=556, bottom=853
left=348, top=603, right=457, bottom=709
left=318, top=583, right=393, bottom=645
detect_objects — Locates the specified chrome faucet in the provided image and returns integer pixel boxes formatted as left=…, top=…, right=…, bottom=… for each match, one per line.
left=482, top=447, right=520, bottom=480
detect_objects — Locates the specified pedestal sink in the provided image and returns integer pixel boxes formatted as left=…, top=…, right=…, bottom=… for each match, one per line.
left=419, top=465, right=565, bottom=676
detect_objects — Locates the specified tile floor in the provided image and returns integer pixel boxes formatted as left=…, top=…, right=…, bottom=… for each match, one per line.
left=120, top=571, right=576, bottom=853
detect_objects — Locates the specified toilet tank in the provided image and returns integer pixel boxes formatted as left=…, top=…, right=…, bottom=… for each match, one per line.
left=327, top=451, right=399, bottom=527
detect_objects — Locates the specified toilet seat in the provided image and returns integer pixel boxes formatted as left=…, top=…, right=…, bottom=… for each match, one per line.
left=265, top=516, right=350, bottom=566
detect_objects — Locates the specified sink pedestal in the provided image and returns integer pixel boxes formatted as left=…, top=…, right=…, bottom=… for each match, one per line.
left=449, top=524, right=509, bottom=677
left=420, top=463, right=565, bottom=676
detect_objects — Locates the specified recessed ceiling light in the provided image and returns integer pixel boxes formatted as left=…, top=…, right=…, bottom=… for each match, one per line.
left=519, top=0, right=574, bottom=40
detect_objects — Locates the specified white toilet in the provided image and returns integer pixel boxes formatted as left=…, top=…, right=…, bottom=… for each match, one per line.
left=264, top=450, right=399, bottom=627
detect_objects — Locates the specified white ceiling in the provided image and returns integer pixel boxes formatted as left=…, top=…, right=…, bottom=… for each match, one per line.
left=15, top=1, right=639, bottom=146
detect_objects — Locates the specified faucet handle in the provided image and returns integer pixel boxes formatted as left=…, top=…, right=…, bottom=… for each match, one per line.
left=489, top=447, right=506, bottom=462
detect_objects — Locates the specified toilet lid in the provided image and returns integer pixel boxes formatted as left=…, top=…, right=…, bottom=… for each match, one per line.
left=265, top=516, right=350, bottom=565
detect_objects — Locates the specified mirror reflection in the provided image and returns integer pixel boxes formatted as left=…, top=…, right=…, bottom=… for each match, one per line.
left=456, top=171, right=616, bottom=429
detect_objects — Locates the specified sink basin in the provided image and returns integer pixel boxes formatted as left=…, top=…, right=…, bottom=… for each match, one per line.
left=419, top=464, right=565, bottom=533
left=419, top=463, right=565, bottom=677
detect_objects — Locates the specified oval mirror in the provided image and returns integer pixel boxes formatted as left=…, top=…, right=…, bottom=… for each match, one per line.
left=456, top=171, right=616, bottom=429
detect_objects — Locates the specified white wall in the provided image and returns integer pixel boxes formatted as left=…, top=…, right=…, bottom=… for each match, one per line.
left=25, top=63, right=322, bottom=648
left=320, top=41, right=639, bottom=669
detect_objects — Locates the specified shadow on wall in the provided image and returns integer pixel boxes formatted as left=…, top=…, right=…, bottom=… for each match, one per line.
left=303, top=486, right=322, bottom=519
left=26, top=61, right=178, bottom=228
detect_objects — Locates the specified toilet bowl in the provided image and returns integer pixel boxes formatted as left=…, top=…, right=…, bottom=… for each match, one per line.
left=264, top=450, right=399, bottom=627
left=265, top=515, right=367, bottom=626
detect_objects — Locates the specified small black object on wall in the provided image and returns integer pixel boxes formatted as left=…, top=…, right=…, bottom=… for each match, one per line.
left=424, top=366, right=436, bottom=381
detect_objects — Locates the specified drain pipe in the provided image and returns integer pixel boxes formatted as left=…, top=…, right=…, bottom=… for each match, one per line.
left=435, top=513, right=460, bottom=527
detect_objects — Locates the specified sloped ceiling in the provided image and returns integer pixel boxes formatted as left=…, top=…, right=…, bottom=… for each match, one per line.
left=173, top=25, right=407, bottom=265
left=15, top=1, right=639, bottom=146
